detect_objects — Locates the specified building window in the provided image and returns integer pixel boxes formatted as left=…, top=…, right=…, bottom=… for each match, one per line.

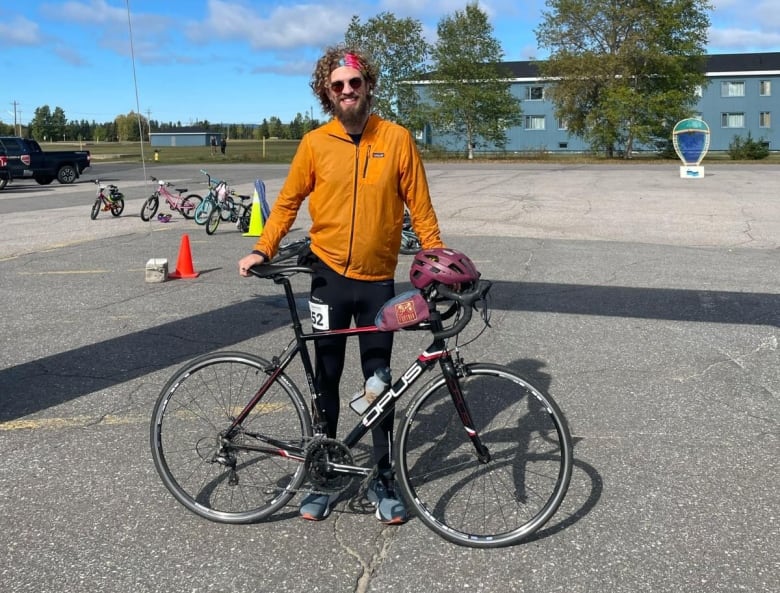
left=721, top=112, right=745, bottom=128
left=557, top=118, right=568, bottom=130
left=524, top=115, right=545, bottom=130
left=759, top=112, right=771, bottom=128
left=694, top=85, right=703, bottom=98
left=721, top=81, right=745, bottom=97
left=759, top=80, right=771, bottom=96
left=524, top=86, right=544, bottom=100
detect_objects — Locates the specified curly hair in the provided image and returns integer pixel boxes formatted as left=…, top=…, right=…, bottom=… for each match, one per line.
left=310, top=45, right=379, bottom=116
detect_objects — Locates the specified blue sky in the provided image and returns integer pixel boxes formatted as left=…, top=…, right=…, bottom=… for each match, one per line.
left=2, top=0, right=780, bottom=128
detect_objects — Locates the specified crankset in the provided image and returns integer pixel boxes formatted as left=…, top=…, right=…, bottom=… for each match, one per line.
left=303, top=437, right=355, bottom=492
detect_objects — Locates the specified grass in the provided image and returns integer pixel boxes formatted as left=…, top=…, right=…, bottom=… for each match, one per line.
left=45, top=139, right=301, bottom=164
left=39, top=138, right=780, bottom=165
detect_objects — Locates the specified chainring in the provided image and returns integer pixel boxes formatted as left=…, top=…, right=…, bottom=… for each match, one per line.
left=303, top=437, right=354, bottom=491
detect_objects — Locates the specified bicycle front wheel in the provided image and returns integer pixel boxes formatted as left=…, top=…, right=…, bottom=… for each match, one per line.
left=194, top=200, right=213, bottom=225
left=90, top=199, right=101, bottom=220
left=205, top=207, right=221, bottom=235
left=150, top=352, right=312, bottom=524
left=396, top=363, right=573, bottom=548
left=141, top=195, right=159, bottom=221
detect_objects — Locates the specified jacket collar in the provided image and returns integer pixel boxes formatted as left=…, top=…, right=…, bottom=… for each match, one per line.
left=323, top=114, right=378, bottom=141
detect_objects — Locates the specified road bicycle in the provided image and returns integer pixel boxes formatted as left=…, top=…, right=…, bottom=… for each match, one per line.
left=90, top=179, right=124, bottom=220
left=205, top=190, right=252, bottom=235
left=150, top=257, right=573, bottom=548
left=140, top=176, right=203, bottom=222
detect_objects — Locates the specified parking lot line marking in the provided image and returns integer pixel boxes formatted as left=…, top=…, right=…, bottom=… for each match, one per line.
left=17, top=270, right=110, bottom=275
left=0, top=414, right=144, bottom=431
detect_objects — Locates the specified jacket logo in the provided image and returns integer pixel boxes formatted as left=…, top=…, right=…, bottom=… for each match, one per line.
left=372, top=152, right=384, bottom=158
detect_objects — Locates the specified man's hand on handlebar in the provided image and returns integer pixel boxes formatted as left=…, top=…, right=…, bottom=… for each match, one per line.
left=238, top=253, right=266, bottom=276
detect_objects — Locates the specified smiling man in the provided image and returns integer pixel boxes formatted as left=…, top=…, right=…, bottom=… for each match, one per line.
left=238, top=45, right=444, bottom=524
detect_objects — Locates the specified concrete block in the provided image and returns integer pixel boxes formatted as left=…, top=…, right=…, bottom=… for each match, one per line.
left=145, top=258, right=168, bottom=283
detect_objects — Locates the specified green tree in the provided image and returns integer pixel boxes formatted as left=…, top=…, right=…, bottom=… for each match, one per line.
left=345, top=12, right=430, bottom=131
left=114, top=112, right=147, bottom=142
left=268, top=116, right=284, bottom=139
left=31, top=105, right=54, bottom=141
left=289, top=113, right=305, bottom=139
left=535, top=0, right=711, bottom=157
left=427, top=3, right=522, bottom=157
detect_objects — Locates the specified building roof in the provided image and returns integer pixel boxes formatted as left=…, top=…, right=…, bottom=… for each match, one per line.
left=417, top=52, right=780, bottom=82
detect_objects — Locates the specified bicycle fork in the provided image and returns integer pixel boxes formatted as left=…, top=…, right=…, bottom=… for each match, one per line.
left=439, top=354, right=492, bottom=463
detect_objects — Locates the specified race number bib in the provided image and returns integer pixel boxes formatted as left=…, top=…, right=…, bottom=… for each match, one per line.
left=308, top=300, right=330, bottom=330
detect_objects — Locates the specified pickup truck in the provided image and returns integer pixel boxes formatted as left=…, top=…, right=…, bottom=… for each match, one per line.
left=0, top=136, right=91, bottom=189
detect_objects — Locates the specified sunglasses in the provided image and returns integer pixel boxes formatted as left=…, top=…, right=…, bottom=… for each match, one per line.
left=328, top=77, right=364, bottom=93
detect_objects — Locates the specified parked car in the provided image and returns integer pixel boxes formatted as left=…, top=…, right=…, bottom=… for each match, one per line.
left=0, top=137, right=91, bottom=189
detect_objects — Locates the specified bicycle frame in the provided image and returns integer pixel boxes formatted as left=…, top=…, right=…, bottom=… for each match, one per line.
left=228, top=267, right=490, bottom=476
left=154, top=180, right=192, bottom=211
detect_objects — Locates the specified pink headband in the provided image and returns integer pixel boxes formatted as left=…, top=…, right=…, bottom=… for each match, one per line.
left=338, top=53, right=362, bottom=71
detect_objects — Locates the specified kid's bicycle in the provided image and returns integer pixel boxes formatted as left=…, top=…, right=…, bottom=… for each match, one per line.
left=90, top=180, right=124, bottom=220
left=205, top=190, right=252, bottom=235
left=193, top=169, right=231, bottom=225
left=140, top=177, right=203, bottom=222
left=150, top=248, right=573, bottom=548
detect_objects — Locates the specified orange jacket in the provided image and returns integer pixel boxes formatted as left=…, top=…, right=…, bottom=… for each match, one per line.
left=253, top=115, right=444, bottom=281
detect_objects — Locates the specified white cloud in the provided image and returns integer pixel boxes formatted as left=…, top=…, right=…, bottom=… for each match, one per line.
left=708, top=27, right=780, bottom=51
left=0, top=16, right=42, bottom=45
left=188, top=0, right=350, bottom=49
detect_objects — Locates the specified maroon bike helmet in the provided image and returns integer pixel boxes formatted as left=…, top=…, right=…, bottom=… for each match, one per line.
left=409, top=248, right=480, bottom=290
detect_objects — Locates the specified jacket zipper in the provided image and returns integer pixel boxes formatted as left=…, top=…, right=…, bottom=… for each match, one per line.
left=344, top=142, right=360, bottom=275
left=362, top=145, right=371, bottom=178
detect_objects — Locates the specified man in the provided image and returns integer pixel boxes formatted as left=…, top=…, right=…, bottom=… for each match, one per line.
left=238, top=45, right=444, bottom=524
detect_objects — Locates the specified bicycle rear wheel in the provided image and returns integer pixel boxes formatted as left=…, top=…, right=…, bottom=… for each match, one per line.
left=180, top=194, right=202, bottom=219
left=396, top=363, right=572, bottom=548
left=150, top=352, right=312, bottom=523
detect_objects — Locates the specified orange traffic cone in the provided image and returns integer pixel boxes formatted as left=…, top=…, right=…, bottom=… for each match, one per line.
left=169, top=233, right=200, bottom=279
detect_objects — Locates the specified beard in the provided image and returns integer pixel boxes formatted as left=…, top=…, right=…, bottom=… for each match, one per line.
left=332, top=93, right=370, bottom=129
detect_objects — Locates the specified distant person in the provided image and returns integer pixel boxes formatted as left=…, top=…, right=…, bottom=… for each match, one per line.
left=210, top=136, right=217, bottom=155
left=220, top=138, right=226, bottom=155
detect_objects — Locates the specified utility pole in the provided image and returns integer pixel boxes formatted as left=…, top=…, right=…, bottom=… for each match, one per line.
left=145, top=108, right=152, bottom=141
left=10, top=101, right=20, bottom=135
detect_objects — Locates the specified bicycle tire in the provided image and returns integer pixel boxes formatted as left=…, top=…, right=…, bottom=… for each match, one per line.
left=141, top=195, right=159, bottom=221
left=110, top=198, right=124, bottom=217
left=90, top=199, right=101, bottom=220
left=150, top=351, right=312, bottom=524
left=238, top=207, right=251, bottom=233
left=399, top=231, right=421, bottom=255
left=205, top=207, right=221, bottom=235
left=194, top=200, right=213, bottom=225
left=395, top=362, right=573, bottom=548
left=180, top=194, right=202, bottom=219
left=272, top=238, right=311, bottom=263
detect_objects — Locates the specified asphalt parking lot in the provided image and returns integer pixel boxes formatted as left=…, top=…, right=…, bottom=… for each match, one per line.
left=0, top=162, right=778, bottom=593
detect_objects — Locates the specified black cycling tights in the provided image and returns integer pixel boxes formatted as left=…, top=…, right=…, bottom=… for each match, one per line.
left=310, top=263, right=395, bottom=471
